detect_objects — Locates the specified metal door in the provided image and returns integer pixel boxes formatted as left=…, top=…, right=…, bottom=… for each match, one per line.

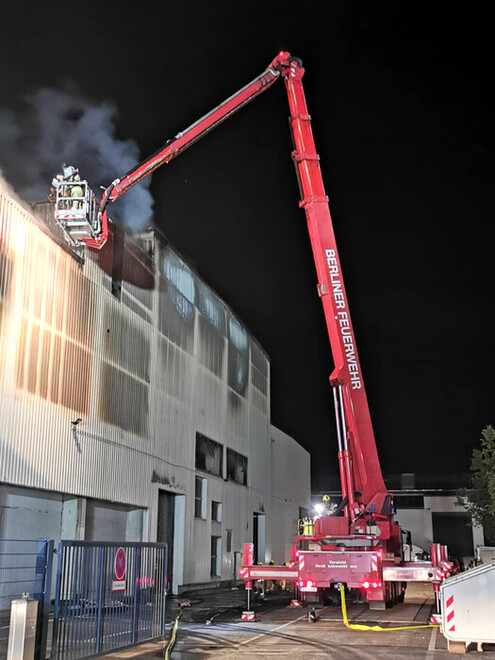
left=157, top=491, right=175, bottom=592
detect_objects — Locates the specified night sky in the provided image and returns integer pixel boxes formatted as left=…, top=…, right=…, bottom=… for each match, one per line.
left=1, top=2, right=493, bottom=489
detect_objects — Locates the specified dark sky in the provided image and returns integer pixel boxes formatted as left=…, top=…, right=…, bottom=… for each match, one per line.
left=1, top=1, right=493, bottom=489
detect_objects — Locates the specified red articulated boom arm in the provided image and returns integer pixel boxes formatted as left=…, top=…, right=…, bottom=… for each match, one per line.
left=281, top=57, right=390, bottom=531
left=89, top=52, right=391, bottom=530
left=98, top=57, right=284, bottom=215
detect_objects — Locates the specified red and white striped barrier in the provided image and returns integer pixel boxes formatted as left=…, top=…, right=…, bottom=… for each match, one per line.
left=445, top=594, right=455, bottom=632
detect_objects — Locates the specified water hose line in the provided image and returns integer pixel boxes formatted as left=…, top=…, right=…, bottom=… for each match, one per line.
left=339, top=584, right=439, bottom=632
left=165, top=601, right=190, bottom=659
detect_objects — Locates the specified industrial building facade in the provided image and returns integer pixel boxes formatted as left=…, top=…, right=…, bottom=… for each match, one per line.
left=0, top=179, right=311, bottom=593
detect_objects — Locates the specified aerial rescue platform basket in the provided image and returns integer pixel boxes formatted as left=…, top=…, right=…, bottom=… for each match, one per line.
left=54, top=181, right=106, bottom=247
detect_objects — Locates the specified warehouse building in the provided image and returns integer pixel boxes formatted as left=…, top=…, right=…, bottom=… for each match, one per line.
left=0, top=178, right=311, bottom=593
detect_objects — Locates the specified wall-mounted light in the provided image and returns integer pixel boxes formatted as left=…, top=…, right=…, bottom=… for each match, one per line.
left=71, top=419, right=82, bottom=453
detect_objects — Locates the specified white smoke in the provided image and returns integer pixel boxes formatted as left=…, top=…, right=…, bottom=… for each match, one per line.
left=0, top=87, right=153, bottom=230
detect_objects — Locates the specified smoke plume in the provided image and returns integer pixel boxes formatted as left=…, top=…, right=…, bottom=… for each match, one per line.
left=0, top=87, right=153, bottom=231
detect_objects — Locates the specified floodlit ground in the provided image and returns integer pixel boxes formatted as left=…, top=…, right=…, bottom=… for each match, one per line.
left=2, top=583, right=492, bottom=658
left=104, top=582, right=495, bottom=659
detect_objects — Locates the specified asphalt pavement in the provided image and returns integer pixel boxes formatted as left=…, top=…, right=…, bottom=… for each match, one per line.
left=102, top=582, right=495, bottom=659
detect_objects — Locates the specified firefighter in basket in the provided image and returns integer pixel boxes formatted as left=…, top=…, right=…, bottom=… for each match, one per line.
left=50, top=164, right=81, bottom=210
left=69, top=172, right=84, bottom=210
left=314, top=494, right=337, bottom=519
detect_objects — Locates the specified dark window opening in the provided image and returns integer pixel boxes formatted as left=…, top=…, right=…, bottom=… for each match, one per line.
left=196, top=432, right=223, bottom=477
left=393, top=495, right=425, bottom=509
left=432, top=512, right=474, bottom=557
left=195, top=476, right=206, bottom=519
left=212, top=500, right=222, bottom=522
left=226, top=448, right=248, bottom=486
left=211, top=536, right=221, bottom=576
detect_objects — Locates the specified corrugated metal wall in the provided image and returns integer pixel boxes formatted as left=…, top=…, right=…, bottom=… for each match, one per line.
left=0, top=179, right=310, bottom=586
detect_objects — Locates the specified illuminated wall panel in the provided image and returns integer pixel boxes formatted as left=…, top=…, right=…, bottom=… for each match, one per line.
left=98, top=362, right=149, bottom=435
left=0, top=188, right=97, bottom=417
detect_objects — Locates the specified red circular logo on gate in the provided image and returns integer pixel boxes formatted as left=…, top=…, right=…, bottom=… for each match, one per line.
left=115, top=547, right=126, bottom=580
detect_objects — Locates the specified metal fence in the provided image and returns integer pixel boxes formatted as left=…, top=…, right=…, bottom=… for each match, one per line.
left=0, top=538, right=54, bottom=660
left=52, top=541, right=167, bottom=659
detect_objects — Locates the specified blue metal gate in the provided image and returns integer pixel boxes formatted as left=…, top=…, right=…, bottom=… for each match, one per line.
left=52, top=542, right=167, bottom=659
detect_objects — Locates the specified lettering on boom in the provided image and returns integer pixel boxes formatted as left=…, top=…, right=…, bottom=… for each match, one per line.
left=325, top=249, right=362, bottom=390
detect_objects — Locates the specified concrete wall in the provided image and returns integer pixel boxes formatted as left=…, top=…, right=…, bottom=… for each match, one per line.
left=0, top=485, right=63, bottom=541
left=395, top=495, right=483, bottom=563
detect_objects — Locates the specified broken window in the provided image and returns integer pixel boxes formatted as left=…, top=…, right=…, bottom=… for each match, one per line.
left=195, top=433, right=223, bottom=477
left=227, top=317, right=248, bottom=395
left=226, top=449, right=248, bottom=486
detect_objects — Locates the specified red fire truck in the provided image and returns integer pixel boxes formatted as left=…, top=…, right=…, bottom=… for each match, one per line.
left=52, top=51, right=450, bottom=611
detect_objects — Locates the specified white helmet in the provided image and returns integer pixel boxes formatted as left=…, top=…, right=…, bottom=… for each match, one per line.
left=63, top=164, right=76, bottom=178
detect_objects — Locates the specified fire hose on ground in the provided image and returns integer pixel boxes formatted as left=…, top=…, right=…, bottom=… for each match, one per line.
left=338, top=584, right=439, bottom=631
left=164, top=600, right=190, bottom=659
left=163, top=584, right=439, bottom=657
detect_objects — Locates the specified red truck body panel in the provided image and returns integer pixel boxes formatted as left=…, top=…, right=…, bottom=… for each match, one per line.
left=298, top=551, right=375, bottom=589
